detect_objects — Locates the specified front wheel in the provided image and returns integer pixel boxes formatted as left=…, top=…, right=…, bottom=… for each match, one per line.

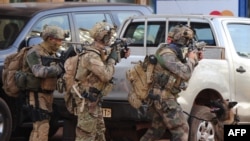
left=188, top=105, right=216, bottom=141
left=0, top=97, right=12, bottom=141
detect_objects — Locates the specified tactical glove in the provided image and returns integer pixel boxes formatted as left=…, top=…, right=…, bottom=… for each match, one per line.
left=108, top=49, right=119, bottom=63
left=120, top=48, right=130, bottom=59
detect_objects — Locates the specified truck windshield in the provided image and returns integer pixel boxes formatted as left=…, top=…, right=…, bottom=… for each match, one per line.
left=0, top=17, right=25, bottom=49
left=228, top=23, right=250, bottom=58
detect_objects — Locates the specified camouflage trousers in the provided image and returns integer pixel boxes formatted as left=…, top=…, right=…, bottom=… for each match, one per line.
left=29, top=92, right=53, bottom=141
left=140, top=98, right=189, bottom=141
left=29, top=120, right=50, bottom=141
left=75, top=100, right=106, bottom=141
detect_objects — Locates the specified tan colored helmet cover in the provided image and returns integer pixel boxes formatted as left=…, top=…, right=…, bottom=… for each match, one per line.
left=41, top=25, right=65, bottom=40
left=89, top=21, right=116, bottom=44
left=168, top=25, right=194, bottom=45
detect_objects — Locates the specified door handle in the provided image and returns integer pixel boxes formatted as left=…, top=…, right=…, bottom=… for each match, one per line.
left=236, top=66, right=246, bottom=73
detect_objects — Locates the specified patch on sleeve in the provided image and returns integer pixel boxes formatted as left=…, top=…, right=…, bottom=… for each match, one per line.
left=26, top=52, right=40, bottom=66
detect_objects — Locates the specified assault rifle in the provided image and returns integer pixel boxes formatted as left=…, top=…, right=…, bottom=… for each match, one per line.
left=188, top=39, right=207, bottom=52
left=41, top=42, right=89, bottom=66
left=110, top=38, right=134, bottom=63
left=41, top=56, right=62, bottom=66
left=186, top=39, right=206, bottom=61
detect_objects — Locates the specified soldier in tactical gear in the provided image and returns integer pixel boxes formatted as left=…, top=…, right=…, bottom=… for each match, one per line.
left=140, top=24, right=203, bottom=141
left=24, top=25, right=65, bottom=141
left=70, top=21, right=130, bottom=141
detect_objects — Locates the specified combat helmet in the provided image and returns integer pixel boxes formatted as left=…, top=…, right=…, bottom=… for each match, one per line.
left=90, top=21, right=116, bottom=45
left=168, top=24, right=194, bottom=46
left=41, top=25, right=65, bottom=40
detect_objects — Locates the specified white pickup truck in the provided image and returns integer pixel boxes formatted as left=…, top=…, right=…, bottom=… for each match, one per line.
left=102, top=15, right=250, bottom=141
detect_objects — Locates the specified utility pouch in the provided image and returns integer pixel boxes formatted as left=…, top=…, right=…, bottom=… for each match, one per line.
left=15, top=71, right=41, bottom=91
left=102, top=82, right=114, bottom=96
left=154, top=72, right=169, bottom=89
left=127, top=90, right=143, bottom=109
left=57, top=77, right=66, bottom=93
left=165, top=75, right=176, bottom=90
left=148, top=90, right=160, bottom=100
left=15, top=70, right=27, bottom=90
left=26, top=73, right=41, bottom=90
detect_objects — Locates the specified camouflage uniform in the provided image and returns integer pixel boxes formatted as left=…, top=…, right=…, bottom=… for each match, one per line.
left=70, top=22, right=126, bottom=141
left=140, top=25, right=199, bottom=141
left=25, top=25, right=64, bottom=141
left=72, top=46, right=115, bottom=141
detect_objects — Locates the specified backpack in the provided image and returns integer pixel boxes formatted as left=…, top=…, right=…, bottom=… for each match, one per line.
left=63, top=47, right=87, bottom=114
left=126, top=55, right=156, bottom=109
left=2, top=47, right=31, bottom=97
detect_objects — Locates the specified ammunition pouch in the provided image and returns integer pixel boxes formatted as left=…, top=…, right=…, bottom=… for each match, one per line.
left=127, top=90, right=143, bottom=109
left=15, top=71, right=41, bottom=91
left=81, top=87, right=101, bottom=102
left=154, top=72, right=176, bottom=91
left=148, top=92, right=160, bottom=100
left=102, top=79, right=114, bottom=96
left=149, top=88, right=176, bottom=101
left=57, top=77, right=66, bottom=93
left=148, top=90, right=160, bottom=100
left=30, top=106, right=50, bottom=122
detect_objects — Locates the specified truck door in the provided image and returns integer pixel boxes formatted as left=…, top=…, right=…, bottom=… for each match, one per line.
left=227, top=23, right=250, bottom=120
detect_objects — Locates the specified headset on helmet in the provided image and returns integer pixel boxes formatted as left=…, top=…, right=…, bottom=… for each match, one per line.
left=41, top=25, right=65, bottom=40
left=168, top=24, right=194, bottom=46
left=90, top=21, right=116, bottom=45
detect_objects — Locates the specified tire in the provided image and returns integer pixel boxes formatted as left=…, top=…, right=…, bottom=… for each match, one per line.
left=188, top=105, right=217, bottom=141
left=0, top=97, right=12, bottom=141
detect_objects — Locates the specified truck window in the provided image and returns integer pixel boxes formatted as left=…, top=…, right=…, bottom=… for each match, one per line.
left=123, top=21, right=214, bottom=47
left=74, top=13, right=113, bottom=30
left=74, top=13, right=113, bottom=43
left=190, top=22, right=215, bottom=45
left=112, top=11, right=142, bottom=25
left=29, top=15, right=71, bottom=41
left=123, top=22, right=165, bottom=47
left=169, top=22, right=215, bottom=45
left=0, top=18, right=25, bottom=49
left=228, top=23, right=250, bottom=58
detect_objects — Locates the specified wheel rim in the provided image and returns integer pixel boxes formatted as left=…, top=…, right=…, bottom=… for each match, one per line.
left=196, top=120, right=215, bottom=141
